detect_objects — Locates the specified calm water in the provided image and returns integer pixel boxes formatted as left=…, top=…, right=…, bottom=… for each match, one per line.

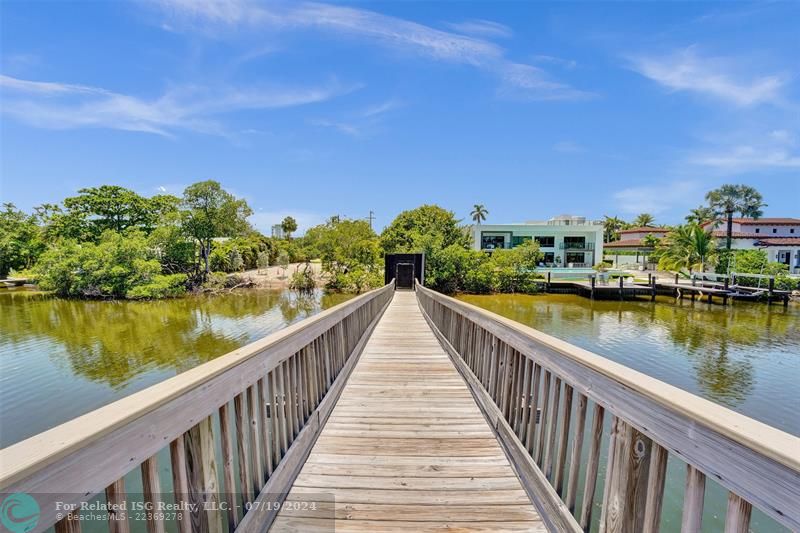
left=458, top=293, right=799, bottom=532
left=0, top=288, right=353, bottom=447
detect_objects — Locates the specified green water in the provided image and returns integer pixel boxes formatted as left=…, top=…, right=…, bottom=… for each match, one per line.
left=0, top=288, right=353, bottom=447
left=457, top=293, right=799, bottom=532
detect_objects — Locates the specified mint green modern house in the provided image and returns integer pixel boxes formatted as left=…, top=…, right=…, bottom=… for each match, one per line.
left=471, top=215, right=604, bottom=268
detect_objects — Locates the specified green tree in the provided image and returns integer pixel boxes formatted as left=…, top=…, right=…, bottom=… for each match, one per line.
left=61, top=186, right=179, bottom=240
left=602, top=215, right=625, bottom=243
left=706, top=184, right=766, bottom=252
left=281, top=216, right=298, bottom=239
left=0, top=203, right=46, bottom=277
left=381, top=205, right=469, bottom=253
left=658, top=224, right=718, bottom=273
left=470, top=204, right=488, bottom=225
left=304, top=218, right=382, bottom=292
left=632, top=213, right=655, bottom=227
left=32, top=230, right=186, bottom=299
left=180, top=181, right=253, bottom=278
left=685, top=205, right=715, bottom=225
left=257, top=251, right=270, bottom=274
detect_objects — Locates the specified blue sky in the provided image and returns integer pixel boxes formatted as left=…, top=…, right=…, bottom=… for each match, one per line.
left=1, top=0, right=798, bottom=233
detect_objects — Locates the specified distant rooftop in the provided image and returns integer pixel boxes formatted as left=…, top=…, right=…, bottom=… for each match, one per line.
left=702, top=218, right=800, bottom=226
left=618, top=226, right=669, bottom=234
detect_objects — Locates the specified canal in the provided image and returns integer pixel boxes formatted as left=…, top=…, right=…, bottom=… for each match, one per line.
left=0, top=288, right=353, bottom=448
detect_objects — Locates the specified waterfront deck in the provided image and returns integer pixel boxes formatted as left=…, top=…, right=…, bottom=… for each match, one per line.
left=272, top=291, right=543, bottom=532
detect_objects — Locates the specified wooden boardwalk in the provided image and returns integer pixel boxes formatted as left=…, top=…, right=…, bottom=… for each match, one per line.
left=272, top=291, right=544, bottom=532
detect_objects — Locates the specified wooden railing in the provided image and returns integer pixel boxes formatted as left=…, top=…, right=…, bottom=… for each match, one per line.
left=416, top=282, right=799, bottom=533
left=0, top=282, right=394, bottom=533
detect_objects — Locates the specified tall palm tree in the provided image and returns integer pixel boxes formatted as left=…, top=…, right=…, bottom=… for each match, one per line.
left=658, top=224, right=718, bottom=273
left=470, top=204, right=488, bottom=225
left=685, top=206, right=715, bottom=225
left=602, top=215, right=625, bottom=243
left=633, top=213, right=655, bottom=227
left=706, top=184, right=766, bottom=252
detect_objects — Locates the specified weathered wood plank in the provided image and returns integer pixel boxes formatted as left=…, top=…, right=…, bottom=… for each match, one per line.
left=140, top=456, right=165, bottom=533
left=681, top=465, right=706, bottom=533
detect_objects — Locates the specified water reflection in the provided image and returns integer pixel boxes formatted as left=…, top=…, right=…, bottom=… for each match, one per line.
left=457, top=294, right=800, bottom=434
left=0, top=289, right=352, bottom=445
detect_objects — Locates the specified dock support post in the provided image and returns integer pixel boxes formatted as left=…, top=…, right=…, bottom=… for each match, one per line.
left=768, top=277, right=775, bottom=305
left=590, top=276, right=595, bottom=299
left=547, top=271, right=551, bottom=292
left=618, top=276, right=623, bottom=301
left=651, top=276, right=656, bottom=301
left=707, top=293, right=713, bottom=304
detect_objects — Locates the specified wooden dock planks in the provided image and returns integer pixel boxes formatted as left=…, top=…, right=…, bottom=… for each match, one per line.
left=271, top=291, right=544, bottom=532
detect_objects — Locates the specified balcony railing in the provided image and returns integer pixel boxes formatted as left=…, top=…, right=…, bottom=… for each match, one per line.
left=559, top=242, right=594, bottom=250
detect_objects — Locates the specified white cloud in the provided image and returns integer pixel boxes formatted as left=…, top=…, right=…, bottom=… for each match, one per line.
left=691, top=145, right=800, bottom=170
left=689, top=128, right=800, bottom=172
left=532, top=55, right=577, bottom=69
left=0, top=74, right=357, bottom=136
left=613, top=181, right=701, bottom=215
left=628, top=47, right=785, bottom=106
left=361, top=100, right=401, bottom=118
left=444, top=19, right=513, bottom=39
left=153, top=0, right=587, bottom=100
left=309, top=118, right=361, bottom=136
left=553, top=141, right=583, bottom=153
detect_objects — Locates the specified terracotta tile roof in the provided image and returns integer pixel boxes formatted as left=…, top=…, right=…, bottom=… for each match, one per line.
left=736, top=218, right=800, bottom=225
left=618, top=226, right=669, bottom=234
left=604, top=239, right=654, bottom=248
left=711, top=231, right=763, bottom=238
left=754, top=237, right=800, bottom=246
left=702, top=218, right=800, bottom=227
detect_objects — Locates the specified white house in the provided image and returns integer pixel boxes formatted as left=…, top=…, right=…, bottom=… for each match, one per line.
left=471, top=215, right=604, bottom=268
left=702, top=218, right=800, bottom=273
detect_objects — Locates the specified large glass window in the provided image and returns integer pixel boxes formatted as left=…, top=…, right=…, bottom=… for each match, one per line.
left=563, top=236, right=586, bottom=249
left=511, top=235, right=532, bottom=247
left=534, top=236, right=555, bottom=247
left=542, top=252, right=555, bottom=264
left=481, top=234, right=507, bottom=249
left=565, top=252, right=585, bottom=265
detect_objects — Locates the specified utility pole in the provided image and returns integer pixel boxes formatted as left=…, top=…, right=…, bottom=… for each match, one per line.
left=368, top=210, right=375, bottom=230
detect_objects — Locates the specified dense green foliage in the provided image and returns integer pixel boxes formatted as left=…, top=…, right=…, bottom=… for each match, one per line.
left=33, top=230, right=187, bottom=299
left=706, top=184, right=766, bottom=251
left=658, top=224, right=718, bottom=273
left=289, top=263, right=317, bottom=292
left=281, top=216, right=298, bottom=239
left=716, top=250, right=798, bottom=291
left=304, top=218, right=382, bottom=293
left=0, top=203, right=46, bottom=277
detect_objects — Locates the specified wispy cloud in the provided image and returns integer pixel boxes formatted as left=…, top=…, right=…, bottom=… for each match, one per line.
left=532, top=55, right=577, bottom=70
left=153, top=0, right=589, bottom=101
left=444, top=19, right=513, bottom=39
left=553, top=141, right=583, bottom=153
left=310, top=100, right=402, bottom=137
left=0, top=74, right=357, bottom=136
left=628, top=47, right=786, bottom=106
left=613, top=181, right=702, bottom=215
left=689, top=128, right=800, bottom=172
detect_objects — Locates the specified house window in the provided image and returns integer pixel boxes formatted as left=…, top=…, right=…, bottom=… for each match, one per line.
left=791, top=229, right=796, bottom=234
left=564, top=236, right=587, bottom=249
left=755, top=228, right=760, bottom=233
left=481, top=234, right=506, bottom=249
left=511, top=235, right=532, bottom=247
left=565, top=252, right=585, bottom=265
left=542, top=252, right=555, bottom=264
left=773, top=228, right=777, bottom=233
left=534, top=236, right=555, bottom=247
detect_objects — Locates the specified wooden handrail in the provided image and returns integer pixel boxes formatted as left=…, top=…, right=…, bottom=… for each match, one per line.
left=416, top=281, right=800, bottom=532
left=0, top=281, right=394, bottom=533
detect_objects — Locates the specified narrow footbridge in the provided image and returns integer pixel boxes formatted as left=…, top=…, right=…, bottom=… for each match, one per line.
left=1, top=282, right=798, bottom=533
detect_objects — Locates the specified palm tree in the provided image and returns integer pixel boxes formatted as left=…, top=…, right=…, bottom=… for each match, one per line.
left=706, top=185, right=766, bottom=252
left=470, top=204, right=488, bottom=225
left=658, top=224, right=718, bottom=273
left=633, top=213, right=655, bottom=227
left=602, top=215, right=625, bottom=243
left=685, top=206, right=715, bottom=225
